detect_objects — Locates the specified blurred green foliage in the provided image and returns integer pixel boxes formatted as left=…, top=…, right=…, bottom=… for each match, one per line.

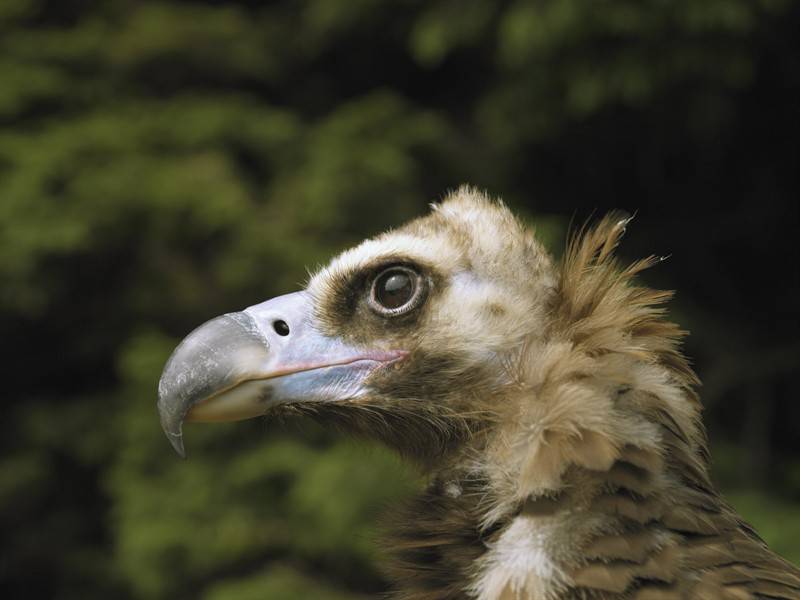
left=1, top=1, right=798, bottom=598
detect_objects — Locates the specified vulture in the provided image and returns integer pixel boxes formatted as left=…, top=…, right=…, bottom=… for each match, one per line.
left=158, top=187, right=800, bottom=600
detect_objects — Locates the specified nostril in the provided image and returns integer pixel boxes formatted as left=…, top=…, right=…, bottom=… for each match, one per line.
left=272, top=320, right=290, bottom=336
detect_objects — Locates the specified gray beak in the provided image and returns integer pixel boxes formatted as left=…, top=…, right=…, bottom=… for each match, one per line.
left=157, top=292, right=405, bottom=457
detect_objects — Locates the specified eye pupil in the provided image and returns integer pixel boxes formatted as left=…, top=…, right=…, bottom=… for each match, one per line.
left=384, top=273, right=409, bottom=294
left=374, top=268, right=416, bottom=310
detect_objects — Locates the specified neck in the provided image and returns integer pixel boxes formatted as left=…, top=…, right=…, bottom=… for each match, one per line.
left=385, top=397, right=717, bottom=600
left=383, top=334, right=719, bottom=600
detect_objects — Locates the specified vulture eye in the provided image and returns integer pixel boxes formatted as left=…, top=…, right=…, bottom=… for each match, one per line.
left=369, top=266, right=423, bottom=316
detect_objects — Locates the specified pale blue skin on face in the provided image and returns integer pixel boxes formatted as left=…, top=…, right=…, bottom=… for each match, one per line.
left=158, top=291, right=405, bottom=457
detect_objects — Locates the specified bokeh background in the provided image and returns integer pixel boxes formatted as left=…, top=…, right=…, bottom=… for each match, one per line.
left=1, top=1, right=799, bottom=598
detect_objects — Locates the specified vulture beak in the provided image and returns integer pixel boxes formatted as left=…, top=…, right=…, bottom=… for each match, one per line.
left=157, top=291, right=406, bottom=458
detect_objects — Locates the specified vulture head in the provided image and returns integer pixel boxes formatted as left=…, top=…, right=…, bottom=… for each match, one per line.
left=158, top=188, right=799, bottom=600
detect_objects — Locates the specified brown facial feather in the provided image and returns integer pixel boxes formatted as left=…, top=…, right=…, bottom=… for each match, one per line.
left=312, top=254, right=440, bottom=342
left=298, top=188, right=799, bottom=599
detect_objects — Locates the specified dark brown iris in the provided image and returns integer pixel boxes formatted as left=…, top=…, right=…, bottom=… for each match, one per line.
left=370, top=266, right=422, bottom=314
left=375, top=270, right=414, bottom=308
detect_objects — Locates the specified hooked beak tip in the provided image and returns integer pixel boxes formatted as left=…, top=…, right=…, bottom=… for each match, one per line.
left=165, top=429, right=187, bottom=459
left=158, top=395, right=188, bottom=458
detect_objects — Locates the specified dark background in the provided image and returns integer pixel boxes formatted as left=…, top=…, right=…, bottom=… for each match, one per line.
left=1, top=1, right=798, bottom=598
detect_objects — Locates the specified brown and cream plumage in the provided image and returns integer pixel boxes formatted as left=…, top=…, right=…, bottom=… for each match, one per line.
left=158, top=187, right=800, bottom=599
